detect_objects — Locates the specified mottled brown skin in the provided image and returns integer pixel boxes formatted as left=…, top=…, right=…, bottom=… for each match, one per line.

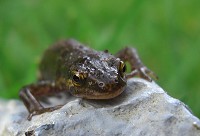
left=19, top=39, right=157, bottom=120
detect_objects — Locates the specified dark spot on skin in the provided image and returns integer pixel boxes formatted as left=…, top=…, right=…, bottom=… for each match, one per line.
left=98, top=82, right=105, bottom=87
left=78, top=57, right=88, bottom=64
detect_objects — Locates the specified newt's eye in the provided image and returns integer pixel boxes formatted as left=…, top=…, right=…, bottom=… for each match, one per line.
left=119, top=61, right=126, bottom=76
left=73, top=75, right=80, bottom=83
left=72, top=72, right=87, bottom=86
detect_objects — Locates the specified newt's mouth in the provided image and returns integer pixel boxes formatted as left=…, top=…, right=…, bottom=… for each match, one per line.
left=77, top=84, right=126, bottom=99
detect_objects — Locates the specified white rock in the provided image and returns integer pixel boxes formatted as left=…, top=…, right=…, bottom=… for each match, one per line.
left=0, top=78, right=200, bottom=136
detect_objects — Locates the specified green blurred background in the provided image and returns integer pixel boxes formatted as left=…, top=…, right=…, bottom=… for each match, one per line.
left=0, top=0, right=200, bottom=117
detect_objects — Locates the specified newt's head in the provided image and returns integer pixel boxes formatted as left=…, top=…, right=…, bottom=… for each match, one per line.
left=67, top=52, right=127, bottom=99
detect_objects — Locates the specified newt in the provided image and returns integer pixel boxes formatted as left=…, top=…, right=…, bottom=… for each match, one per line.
left=19, top=39, right=157, bottom=120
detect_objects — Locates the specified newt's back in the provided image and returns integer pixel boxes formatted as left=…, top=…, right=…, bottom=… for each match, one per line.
left=38, top=39, right=91, bottom=81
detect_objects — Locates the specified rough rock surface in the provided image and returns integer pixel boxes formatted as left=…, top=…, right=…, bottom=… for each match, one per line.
left=0, top=78, right=200, bottom=136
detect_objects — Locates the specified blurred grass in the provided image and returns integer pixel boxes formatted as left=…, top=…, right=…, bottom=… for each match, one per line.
left=0, top=0, right=200, bottom=117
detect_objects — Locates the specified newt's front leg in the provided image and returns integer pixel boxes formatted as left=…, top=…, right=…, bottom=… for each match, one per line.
left=19, top=81, right=64, bottom=120
left=116, top=47, right=158, bottom=81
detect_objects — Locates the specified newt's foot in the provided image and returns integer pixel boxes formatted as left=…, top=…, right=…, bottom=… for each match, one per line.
left=126, top=66, right=158, bottom=82
left=27, top=105, right=63, bottom=121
